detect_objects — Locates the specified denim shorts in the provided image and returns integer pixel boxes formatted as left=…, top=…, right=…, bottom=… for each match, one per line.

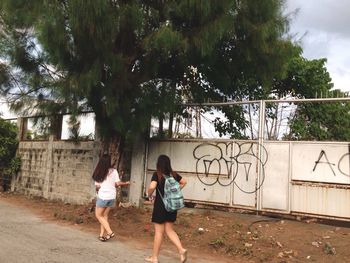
left=96, top=198, right=116, bottom=208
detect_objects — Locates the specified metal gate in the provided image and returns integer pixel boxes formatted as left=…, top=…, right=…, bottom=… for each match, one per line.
left=141, top=98, right=350, bottom=221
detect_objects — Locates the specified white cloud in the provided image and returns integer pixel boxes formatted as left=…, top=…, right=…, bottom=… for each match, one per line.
left=287, top=0, right=350, bottom=38
left=287, top=0, right=350, bottom=92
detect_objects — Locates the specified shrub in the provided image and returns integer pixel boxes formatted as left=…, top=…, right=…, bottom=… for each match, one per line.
left=0, top=118, right=21, bottom=191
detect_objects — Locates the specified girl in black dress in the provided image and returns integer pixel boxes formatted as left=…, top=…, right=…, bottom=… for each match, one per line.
left=145, top=155, right=188, bottom=263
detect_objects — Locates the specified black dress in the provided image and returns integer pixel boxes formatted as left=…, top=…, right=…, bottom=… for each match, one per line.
left=151, top=172, right=182, bottom=224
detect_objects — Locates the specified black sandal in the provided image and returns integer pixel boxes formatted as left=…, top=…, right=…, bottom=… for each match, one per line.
left=105, top=232, right=115, bottom=241
left=99, top=236, right=107, bottom=242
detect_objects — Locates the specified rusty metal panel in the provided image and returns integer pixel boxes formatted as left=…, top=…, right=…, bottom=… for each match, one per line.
left=144, top=171, right=231, bottom=204
left=147, top=141, right=233, bottom=204
left=261, top=142, right=290, bottom=211
left=144, top=139, right=350, bottom=220
left=182, top=174, right=231, bottom=204
left=232, top=185, right=255, bottom=207
left=232, top=142, right=259, bottom=208
left=291, top=182, right=350, bottom=218
left=147, top=140, right=260, bottom=207
left=147, top=141, right=197, bottom=173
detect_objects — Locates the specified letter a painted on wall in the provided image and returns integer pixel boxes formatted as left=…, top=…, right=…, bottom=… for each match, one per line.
left=312, top=150, right=336, bottom=176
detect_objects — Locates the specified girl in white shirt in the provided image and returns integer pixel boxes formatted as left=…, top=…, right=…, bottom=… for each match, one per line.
left=92, top=154, right=130, bottom=241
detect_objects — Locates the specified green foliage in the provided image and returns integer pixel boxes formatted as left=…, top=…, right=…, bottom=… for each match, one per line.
left=272, top=54, right=350, bottom=141
left=0, top=118, right=20, bottom=181
left=0, top=118, right=18, bottom=163
left=0, top=0, right=294, bottom=142
left=285, top=100, right=350, bottom=141
left=272, top=55, right=333, bottom=98
left=152, top=128, right=195, bottom=139
left=7, top=156, right=21, bottom=176
left=213, top=106, right=249, bottom=139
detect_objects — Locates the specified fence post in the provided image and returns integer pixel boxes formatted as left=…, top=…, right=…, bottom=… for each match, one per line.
left=129, top=135, right=147, bottom=207
left=16, top=117, right=27, bottom=141
left=43, top=135, right=54, bottom=199
left=256, top=100, right=266, bottom=212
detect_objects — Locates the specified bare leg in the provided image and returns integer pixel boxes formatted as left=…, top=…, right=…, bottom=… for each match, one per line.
left=164, top=222, right=186, bottom=253
left=99, top=207, right=111, bottom=237
left=103, top=207, right=111, bottom=222
left=95, top=206, right=113, bottom=235
left=152, top=223, right=165, bottom=261
left=165, top=222, right=187, bottom=262
left=100, top=223, right=105, bottom=237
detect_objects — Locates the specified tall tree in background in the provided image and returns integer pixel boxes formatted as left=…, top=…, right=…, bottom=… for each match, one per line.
left=0, top=0, right=294, bottom=166
left=196, top=0, right=296, bottom=138
left=273, top=56, right=350, bottom=141
left=255, top=50, right=350, bottom=141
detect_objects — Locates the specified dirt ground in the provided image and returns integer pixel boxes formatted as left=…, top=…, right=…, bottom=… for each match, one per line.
left=1, top=192, right=350, bottom=263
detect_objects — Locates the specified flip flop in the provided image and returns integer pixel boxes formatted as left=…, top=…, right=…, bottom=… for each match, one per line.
left=105, top=232, right=115, bottom=241
left=144, top=256, right=158, bottom=263
left=98, top=236, right=106, bottom=242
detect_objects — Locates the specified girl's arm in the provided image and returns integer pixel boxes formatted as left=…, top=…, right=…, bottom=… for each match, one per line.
left=115, top=181, right=130, bottom=187
left=95, top=181, right=101, bottom=192
left=147, top=181, right=157, bottom=197
left=179, top=178, right=187, bottom=189
left=95, top=185, right=101, bottom=193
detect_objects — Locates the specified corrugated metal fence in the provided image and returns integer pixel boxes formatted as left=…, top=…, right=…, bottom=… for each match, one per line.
left=142, top=98, right=350, bottom=221
left=143, top=139, right=350, bottom=220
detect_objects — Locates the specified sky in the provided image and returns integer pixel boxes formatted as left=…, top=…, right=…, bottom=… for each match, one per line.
left=286, top=0, right=350, bottom=92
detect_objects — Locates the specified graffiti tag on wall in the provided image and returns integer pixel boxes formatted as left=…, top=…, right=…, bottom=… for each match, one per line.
left=312, top=144, right=350, bottom=177
left=192, top=142, right=268, bottom=193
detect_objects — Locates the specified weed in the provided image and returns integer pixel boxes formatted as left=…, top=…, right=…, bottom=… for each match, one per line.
left=225, top=244, right=237, bottom=255
left=209, top=237, right=225, bottom=248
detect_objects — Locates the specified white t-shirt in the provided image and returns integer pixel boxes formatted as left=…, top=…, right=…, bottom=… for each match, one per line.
left=95, top=168, right=120, bottom=200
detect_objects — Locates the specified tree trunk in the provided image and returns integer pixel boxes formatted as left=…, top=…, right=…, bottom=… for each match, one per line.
left=158, top=115, right=164, bottom=138
left=101, top=134, right=129, bottom=206
left=168, top=112, right=173, bottom=138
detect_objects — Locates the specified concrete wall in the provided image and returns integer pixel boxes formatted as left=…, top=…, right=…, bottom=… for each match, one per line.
left=11, top=118, right=134, bottom=205
left=128, top=136, right=147, bottom=207
left=12, top=136, right=100, bottom=204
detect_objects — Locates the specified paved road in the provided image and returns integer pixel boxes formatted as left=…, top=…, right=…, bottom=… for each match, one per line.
left=0, top=200, right=216, bottom=263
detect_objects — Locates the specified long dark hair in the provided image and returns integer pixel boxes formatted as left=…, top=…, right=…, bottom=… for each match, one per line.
left=156, top=154, right=175, bottom=180
left=92, top=154, right=112, bottom=183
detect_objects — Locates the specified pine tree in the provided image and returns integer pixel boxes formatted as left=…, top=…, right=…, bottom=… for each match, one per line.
left=0, top=0, right=294, bottom=163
